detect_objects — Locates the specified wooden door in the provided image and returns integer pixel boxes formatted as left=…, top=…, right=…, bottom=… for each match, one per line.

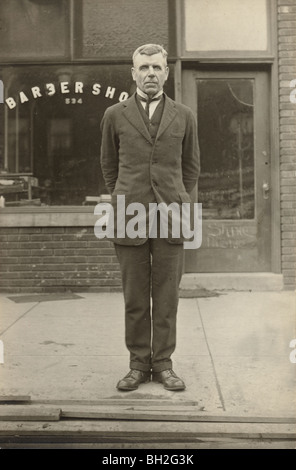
left=183, top=70, right=271, bottom=272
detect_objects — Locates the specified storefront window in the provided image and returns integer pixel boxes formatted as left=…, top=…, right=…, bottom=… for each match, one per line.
left=197, top=79, right=255, bottom=219
left=0, top=0, right=69, bottom=60
left=1, top=65, right=174, bottom=206
left=77, top=0, right=171, bottom=58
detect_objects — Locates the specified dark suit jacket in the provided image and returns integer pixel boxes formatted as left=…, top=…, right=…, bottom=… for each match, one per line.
left=100, top=93, right=200, bottom=245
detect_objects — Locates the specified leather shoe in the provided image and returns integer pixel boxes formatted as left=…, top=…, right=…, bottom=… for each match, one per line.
left=116, top=369, right=151, bottom=391
left=152, top=369, right=186, bottom=391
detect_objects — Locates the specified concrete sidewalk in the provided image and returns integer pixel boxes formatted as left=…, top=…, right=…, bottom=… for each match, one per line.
left=0, top=290, right=295, bottom=418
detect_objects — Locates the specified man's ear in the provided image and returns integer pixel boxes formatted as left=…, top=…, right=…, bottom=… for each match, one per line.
left=165, top=66, right=169, bottom=80
left=131, top=67, right=136, bottom=81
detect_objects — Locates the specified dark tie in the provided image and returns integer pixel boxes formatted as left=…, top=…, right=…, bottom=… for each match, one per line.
left=137, top=94, right=162, bottom=117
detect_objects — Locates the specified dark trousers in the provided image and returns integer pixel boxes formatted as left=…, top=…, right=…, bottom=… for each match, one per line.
left=114, top=238, right=184, bottom=373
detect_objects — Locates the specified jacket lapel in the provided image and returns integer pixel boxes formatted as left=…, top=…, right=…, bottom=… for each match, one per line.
left=122, top=94, right=153, bottom=143
left=155, top=94, right=177, bottom=141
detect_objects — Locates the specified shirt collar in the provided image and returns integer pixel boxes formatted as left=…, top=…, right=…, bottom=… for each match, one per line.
left=136, top=87, right=163, bottom=100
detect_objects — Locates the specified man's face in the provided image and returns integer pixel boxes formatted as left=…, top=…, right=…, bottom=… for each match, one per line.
left=132, top=52, right=169, bottom=97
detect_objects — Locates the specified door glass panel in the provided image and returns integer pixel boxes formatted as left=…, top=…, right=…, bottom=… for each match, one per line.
left=197, top=79, right=255, bottom=219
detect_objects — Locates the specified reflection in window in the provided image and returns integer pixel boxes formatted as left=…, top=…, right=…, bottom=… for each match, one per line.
left=0, top=0, right=69, bottom=59
left=197, top=79, right=255, bottom=219
left=8, top=117, right=31, bottom=173
left=41, top=119, right=72, bottom=205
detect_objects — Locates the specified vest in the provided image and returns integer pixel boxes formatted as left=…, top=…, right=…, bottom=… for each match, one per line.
left=136, top=95, right=165, bottom=141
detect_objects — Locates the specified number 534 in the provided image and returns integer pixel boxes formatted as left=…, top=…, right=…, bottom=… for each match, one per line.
left=65, top=98, right=83, bottom=104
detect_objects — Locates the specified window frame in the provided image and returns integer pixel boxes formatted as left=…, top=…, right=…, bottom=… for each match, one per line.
left=180, top=0, right=274, bottom=60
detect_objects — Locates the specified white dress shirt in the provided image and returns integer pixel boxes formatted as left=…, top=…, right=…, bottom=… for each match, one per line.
left=136, top=87, right=163, bottom=120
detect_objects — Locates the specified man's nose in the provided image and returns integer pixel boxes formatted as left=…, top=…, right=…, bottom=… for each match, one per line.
left=148, top=66, right=156, bottom=76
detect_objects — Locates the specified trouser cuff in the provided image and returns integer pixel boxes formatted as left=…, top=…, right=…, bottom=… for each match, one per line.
left=129, top=360, right=173, bottom=373
left=152, top=360, right=172, bottom=373
left=130, top=361, right=151, bottom=372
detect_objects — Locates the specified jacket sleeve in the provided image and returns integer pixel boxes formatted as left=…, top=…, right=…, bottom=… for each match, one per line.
left=100, top=108, right=119, bottom=195
left=182, top=108, right=200, bottom=194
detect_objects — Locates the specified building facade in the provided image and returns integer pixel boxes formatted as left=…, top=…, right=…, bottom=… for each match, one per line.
left=0, top=0, right=295, bottom=293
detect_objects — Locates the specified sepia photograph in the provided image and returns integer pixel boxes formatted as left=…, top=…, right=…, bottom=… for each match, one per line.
left=0, top=0, right=295, bottom=453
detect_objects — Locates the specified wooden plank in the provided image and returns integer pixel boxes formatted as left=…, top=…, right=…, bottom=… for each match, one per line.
left=60, top=408, right=208, bottom=421
left=1, top=440, right=295, bottom=449
left=35, top=399, right=200, bottom=407
left=0, top=396, right=31, bottom=404
left=102, top=405, right=204, bottom=411
left=0, top=420, right=295, bottom=440
left=0, top=406, right=61, bottom=421
left=60, top=406, right=296, bottom=424
left=60, top=405, right=205, bottom=414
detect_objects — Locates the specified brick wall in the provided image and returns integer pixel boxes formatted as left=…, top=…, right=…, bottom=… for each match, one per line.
left=278, top=0, right=296, bottom=289
left=0, top=227, right=122, bottom=293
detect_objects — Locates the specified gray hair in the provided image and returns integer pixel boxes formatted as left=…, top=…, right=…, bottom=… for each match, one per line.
left=132, top=44, right=168, bottom=65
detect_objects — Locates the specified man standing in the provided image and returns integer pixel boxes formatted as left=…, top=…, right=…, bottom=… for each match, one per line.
left=100, top=44, right=200, bottom=391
